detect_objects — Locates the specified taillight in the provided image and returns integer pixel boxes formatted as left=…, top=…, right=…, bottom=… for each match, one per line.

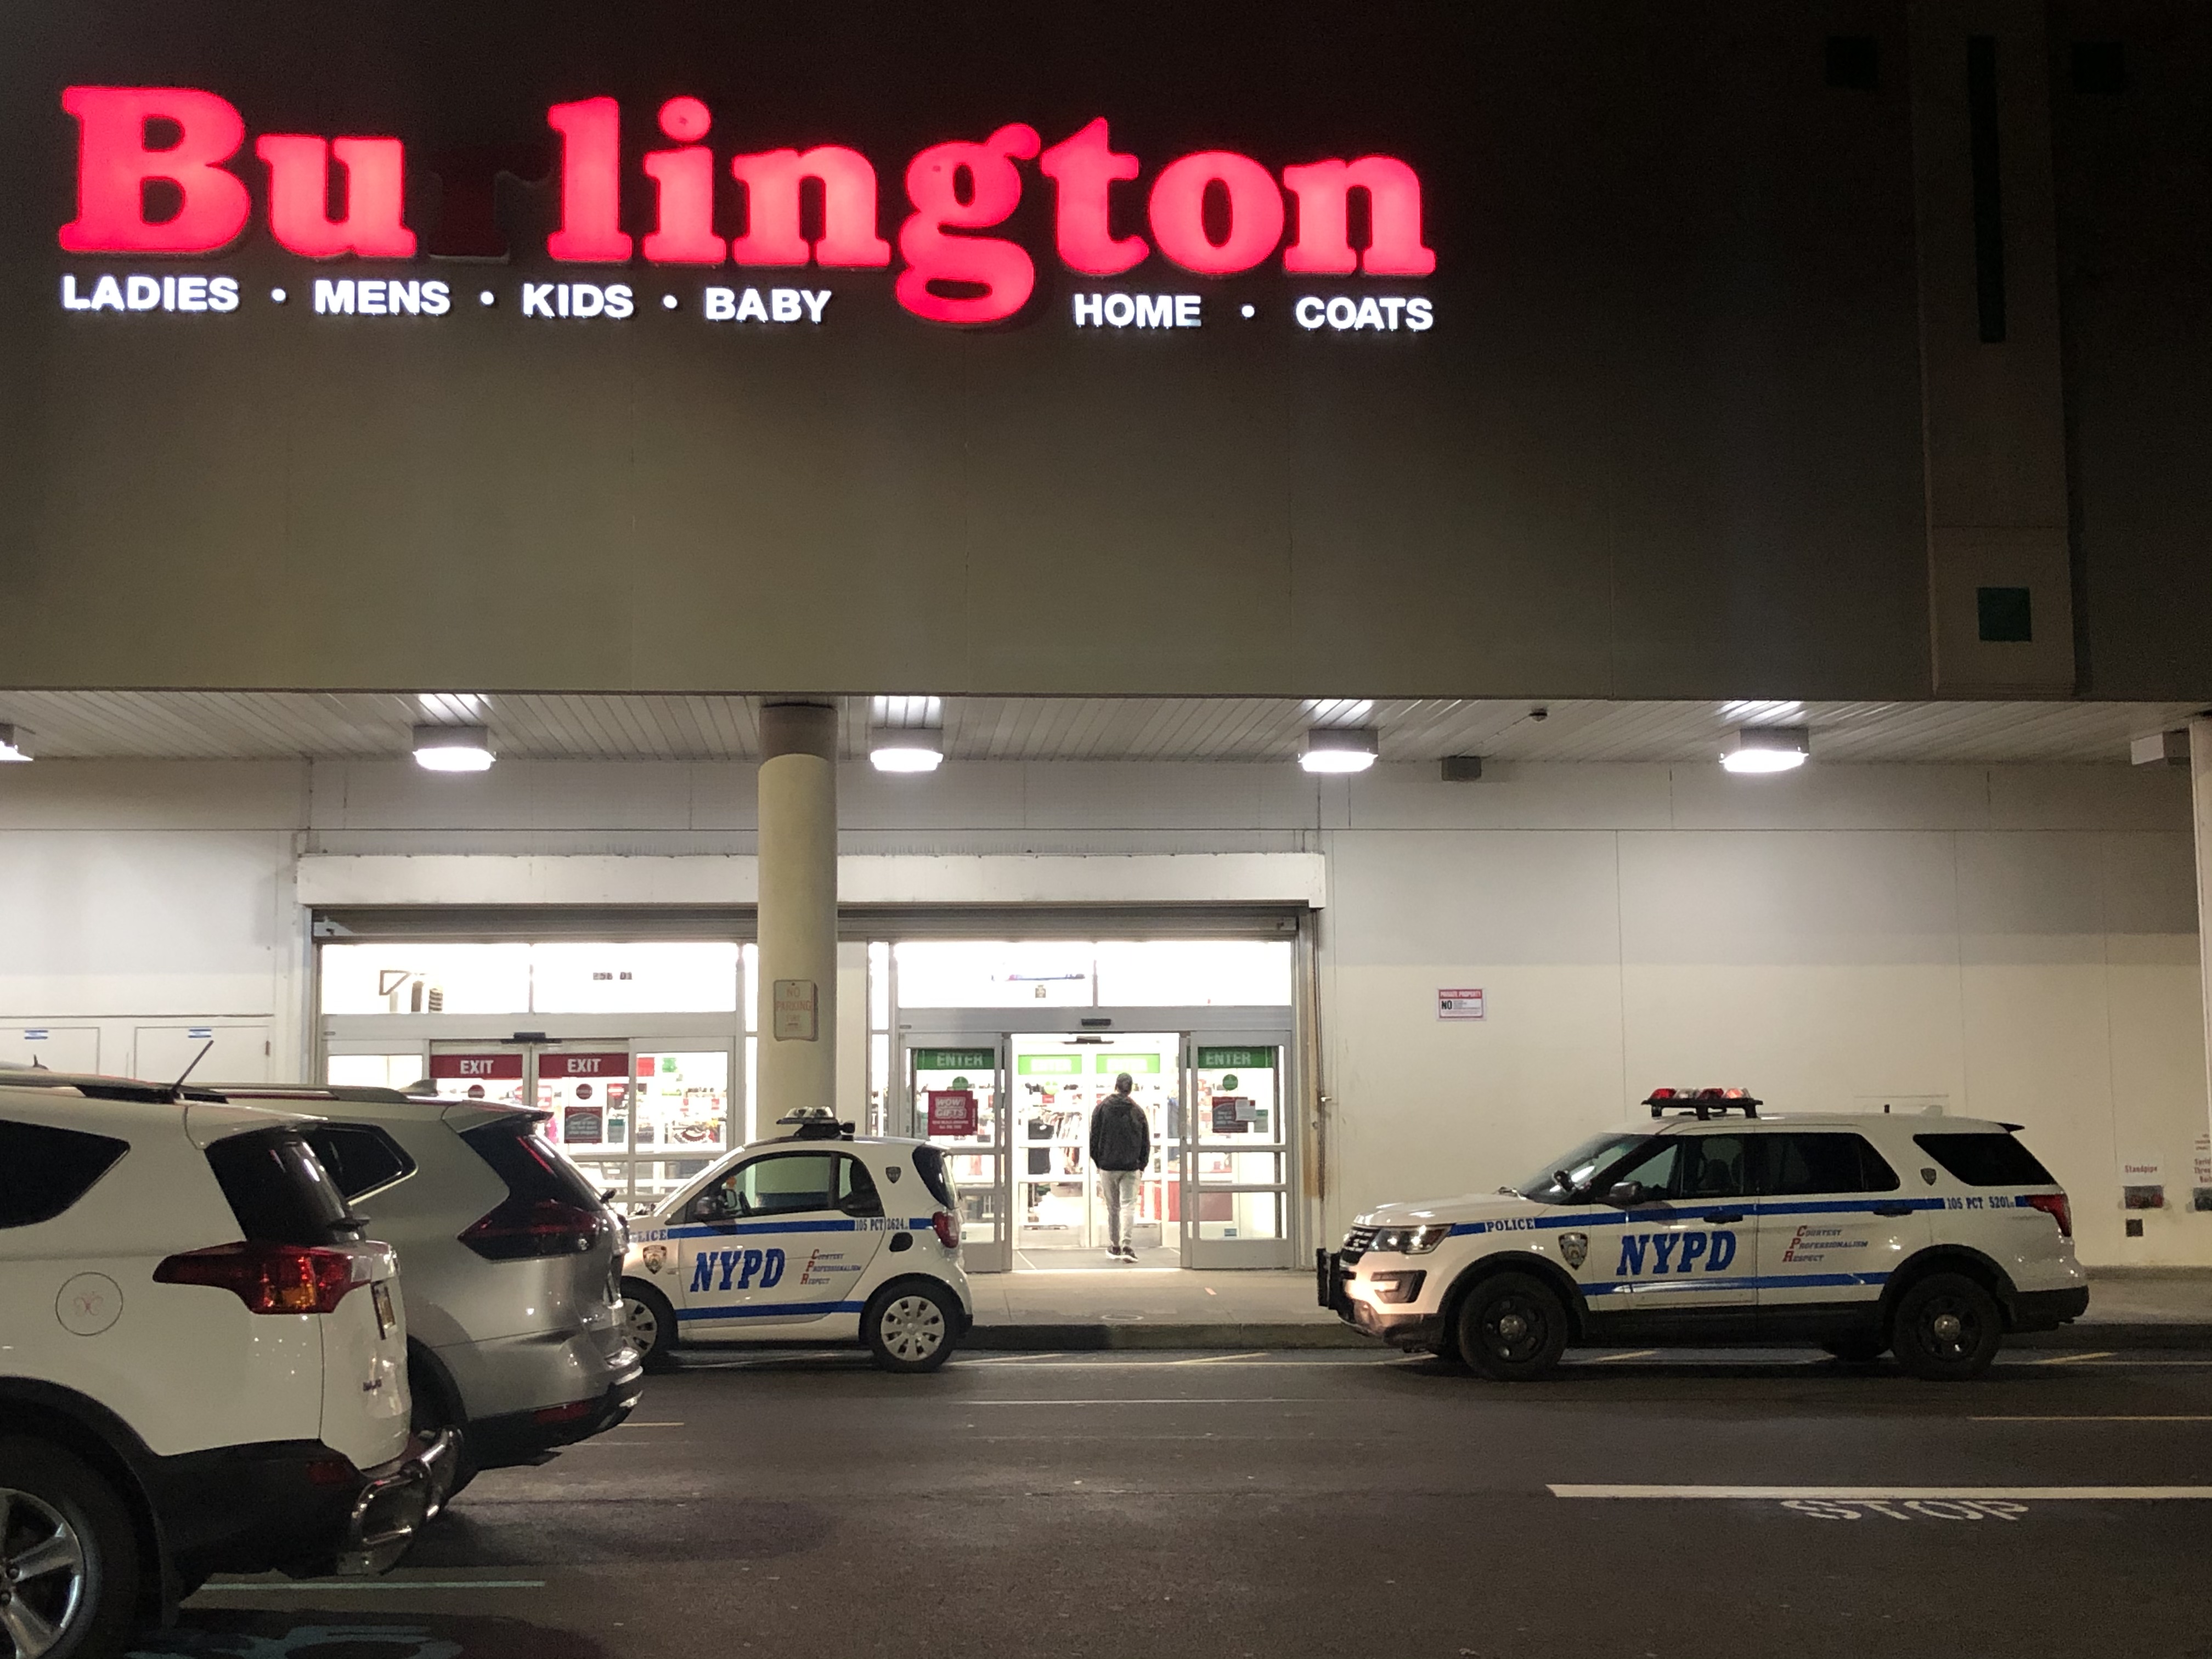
left=2025, top=1192, right=2072, bottom=1238
left=932, top=1210, right=961, bottom=1249
left=460, top=1195, right=604, bottom=1260
left=154, top=1240, right=360, bottom=1314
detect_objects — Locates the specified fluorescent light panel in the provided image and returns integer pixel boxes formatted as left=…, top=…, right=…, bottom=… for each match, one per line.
left=0, top=723, right=30, bottom=763
left=412, top=723, right=495, bottom=772
left=1720, top=725, right=1809, bottom=775
left=1300, top=726, right=1378, bottom=774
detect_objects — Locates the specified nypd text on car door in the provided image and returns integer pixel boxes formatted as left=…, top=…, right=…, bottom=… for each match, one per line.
left=1576, top=1131, right=1755, bottom=1337
left=675, top=1150, right=890, bottom=1329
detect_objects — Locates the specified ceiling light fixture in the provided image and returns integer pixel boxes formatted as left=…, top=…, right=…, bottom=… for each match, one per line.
left=412, top=723, right=495, bottom=772
left=0, top=724, right=31, bottom=763
left=1720, top=725, right=1810, bottom=775
left=869, top=729, right=944, bottom=773
left=869, top=693, right=946, bottom=773
left=1300, top=726, right=1379, bottom=774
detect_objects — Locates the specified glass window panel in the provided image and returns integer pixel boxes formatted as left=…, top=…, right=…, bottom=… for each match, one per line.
left=326, top=1053, right=426, bottom=1091
left=742, top=945, right=759, bottom=1033
left=869, top=1033, right=891, bottom=1137
left=634, top=1051, right=730, bottom=1156
left=568, top=1159, right=631, bottom=1209
left=538, top=1052, right=631, bottom=1153
left=635, top=1159, right=714, bottom=1213
left=320, top=943, right=530, bottom=1015
left=914, top=1053, right=998, bottom=1148
left=528, top=942, right=737, bottom=1014
left=1094, top=941, right=1292, bottom=1007
left=1197, top=1189, right=1283, bottom=1242
left=893, top=941, right=1094, bottom=1007
left=1198, top=1150, right=1284, bottom=1186
left=695, top=1152, right=838, bottom=1218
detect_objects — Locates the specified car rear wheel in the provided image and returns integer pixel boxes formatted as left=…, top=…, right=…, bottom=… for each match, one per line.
left=1891, top=1273, right=2001, bottom=1380
left=864, top=1280, right=958, bottom=1374
left=0, top=1437, right=140, bottom=1659
left=623, top=1280, right=680, bottom=1374
left=1455, top=1272, right=1570, bottom=1381
left=408, top=1355, right=475, bottom=1508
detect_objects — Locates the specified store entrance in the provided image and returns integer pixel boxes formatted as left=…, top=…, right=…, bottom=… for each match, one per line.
left=901, top=1016, right=1296, bottom=1274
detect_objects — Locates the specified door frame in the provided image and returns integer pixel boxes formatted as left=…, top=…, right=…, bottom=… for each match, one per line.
left=893, top=1006, right=1298, bottom=1271
left=901, top=1031, right=1012, bottom=1274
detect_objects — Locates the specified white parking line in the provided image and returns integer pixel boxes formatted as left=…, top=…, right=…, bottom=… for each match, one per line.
left=1580, top=1350, right=1661, bottom=1364
left=1550, top=1485, right=2212, bottom=1500
left=1169, top=1351, right=1274, bottom=1365
left=2033, top=1350, right=2117, bottom=1365
left=964, top=1397, right=1309, bottom=1406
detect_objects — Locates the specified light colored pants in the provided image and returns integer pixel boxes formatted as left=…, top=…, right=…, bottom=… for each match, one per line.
left=1098, top=1169, right=1141, bottom=1251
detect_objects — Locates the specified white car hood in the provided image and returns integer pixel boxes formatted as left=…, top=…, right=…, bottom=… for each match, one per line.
left=1354, top=1189, right=1547, bottom=1229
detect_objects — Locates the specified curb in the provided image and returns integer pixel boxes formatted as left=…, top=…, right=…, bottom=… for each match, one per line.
left=966, top=1321, right=2210, bottom=1352
left=969, top=1322, right=1381, bottom=1350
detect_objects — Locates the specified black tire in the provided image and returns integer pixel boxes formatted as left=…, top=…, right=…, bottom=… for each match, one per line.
left=623, top=1280, right=681, bottom=1374
left=1891, top=1273, right=2002, bottom=1380
left=407, top=1354, right=475, bottom=1507
left=1821, top=1336, right=1888, bottom=1364
left=1454, top=1272, right=1570, bottom=1381
left=0, top=1435, right=142, bottom=1659
left=862, top=1279, right=960, bottom=1374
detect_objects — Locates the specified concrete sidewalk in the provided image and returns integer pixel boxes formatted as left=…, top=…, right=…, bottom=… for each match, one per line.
left=965, top=1264, right=2212, bottom=1349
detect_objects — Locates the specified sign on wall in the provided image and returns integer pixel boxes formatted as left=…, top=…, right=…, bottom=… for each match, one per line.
left=1437, top=988, right=1486, bottom=1021
left=927, top=1089, right=979, bottom=1137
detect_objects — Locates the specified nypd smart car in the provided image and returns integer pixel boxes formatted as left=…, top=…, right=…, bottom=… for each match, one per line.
left=620, top=1113, right=975, bottom=1373
left=1320, top=1090, right=2087, bottom=1380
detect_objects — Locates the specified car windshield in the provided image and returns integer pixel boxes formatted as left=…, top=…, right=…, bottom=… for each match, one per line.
left=1515, top=1133, right=1654, bottom=1204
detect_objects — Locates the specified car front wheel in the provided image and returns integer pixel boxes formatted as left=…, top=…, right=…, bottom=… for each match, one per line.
left=864, top=1280, right=959, bottom=1373
left=623, top=1281, right=681, bottom=1374
left=1891, top=1273, right=2002, bottom=1380
left=0, top=1436, right=140, bottom=1659
left=1455, top=1272, right=1570, bottom=1381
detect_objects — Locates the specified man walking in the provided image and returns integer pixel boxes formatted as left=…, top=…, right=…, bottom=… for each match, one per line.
left=1088, top=1071, right=1150, bottom=1262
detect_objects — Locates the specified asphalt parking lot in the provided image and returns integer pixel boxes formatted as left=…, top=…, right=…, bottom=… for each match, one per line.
left=160, top=1346, right=2212, bottom=1659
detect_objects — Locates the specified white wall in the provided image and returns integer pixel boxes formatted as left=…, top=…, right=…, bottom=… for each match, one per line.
left=1, top=754, right=2203, bottom=1265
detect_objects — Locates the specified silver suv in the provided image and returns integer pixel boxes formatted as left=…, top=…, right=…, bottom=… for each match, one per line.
left=172, top=1086, right=644, bottom=1494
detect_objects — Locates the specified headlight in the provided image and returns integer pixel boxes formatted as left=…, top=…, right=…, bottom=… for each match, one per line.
left=1370, top=1223, right=1453, bottom=1255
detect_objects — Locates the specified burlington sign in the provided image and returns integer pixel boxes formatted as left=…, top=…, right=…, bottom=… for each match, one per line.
left=58, top=87, right=1436, bottom=327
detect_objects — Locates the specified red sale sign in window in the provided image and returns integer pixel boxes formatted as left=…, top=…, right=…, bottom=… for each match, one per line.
left=927, top=1090, right=978, bottom=1137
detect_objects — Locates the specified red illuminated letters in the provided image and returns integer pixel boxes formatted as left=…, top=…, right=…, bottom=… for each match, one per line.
left=59, top=86, right=251, bottom=253
left=1038, top=118, right=1146, bottom=276
left=55, top=83, right=1441, bottom=325
left=1280, top=156, right=1434, bottom=276
left=546, top=97, right=630, bottom=262
left=1148, top=151, right=1283, bottom=275
left=896, top=123, right=1042, bottom=324
left=728, top=148, right=890, bottom=267
left=642, top=97, right=725, bottom=263
left=256, top=135, right=415, bottom=257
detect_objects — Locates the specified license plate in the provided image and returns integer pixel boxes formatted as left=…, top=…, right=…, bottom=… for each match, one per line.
left=371, top=1280, right=396, bottom=1339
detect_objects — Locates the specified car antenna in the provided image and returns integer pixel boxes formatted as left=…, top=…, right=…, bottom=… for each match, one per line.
left=165, top=1039, right=215, bottom=1102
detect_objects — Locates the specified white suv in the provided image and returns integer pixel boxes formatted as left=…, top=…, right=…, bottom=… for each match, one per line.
left=1322, top=1091, right=2087, bottom=1380
left=0, top=1080, right=453, bottom=1659
left=619, top=1121, right=975, bottom=1374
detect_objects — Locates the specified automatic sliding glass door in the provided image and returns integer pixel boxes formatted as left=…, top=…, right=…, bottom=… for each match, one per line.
left=906, top=1038, right=1011, bottom=1273
left=1182, top=1039, right=1295, bottom=1268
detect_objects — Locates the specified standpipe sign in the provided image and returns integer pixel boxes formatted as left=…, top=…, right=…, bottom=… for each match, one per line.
left=54, top=88, right=1436, bottom=336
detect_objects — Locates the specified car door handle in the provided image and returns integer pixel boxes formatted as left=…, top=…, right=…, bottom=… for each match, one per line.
left=1870, top=1203, right=1914, bottom=1217
left=1703, top=1210, right=1745, bottom=1224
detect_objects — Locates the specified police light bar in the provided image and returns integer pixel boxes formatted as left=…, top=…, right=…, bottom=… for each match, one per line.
left=1645, top=1087, right=1762, bottom=1120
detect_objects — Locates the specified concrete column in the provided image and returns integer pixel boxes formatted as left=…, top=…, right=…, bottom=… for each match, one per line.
left=757, top=702, right=838, bottom=1125
left=2193, top=718, right=2212, bottom=1172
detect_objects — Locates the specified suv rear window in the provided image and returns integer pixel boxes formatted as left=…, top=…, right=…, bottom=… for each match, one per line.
left=1915, top=1132, right=2055, bottom=1187
left=912, top=1144, right=957, bottom=1209
left=304, top=1124, right=416, bottom=1201
left=0, top=1120, right=129, bottom=1227
left=205, top=1128, right=356, bottom=1245
left=462, top=1118, right=603, bottom=1206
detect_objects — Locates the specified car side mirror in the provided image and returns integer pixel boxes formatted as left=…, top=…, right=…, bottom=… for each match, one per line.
left=1608, top=1180, right=1647, bottom=1207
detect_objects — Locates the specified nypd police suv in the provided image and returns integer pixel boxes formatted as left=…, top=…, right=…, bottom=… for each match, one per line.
left=1321, top=1090, right=2087, bottom=1380
left=619, top=1112, right=974, bottom=1373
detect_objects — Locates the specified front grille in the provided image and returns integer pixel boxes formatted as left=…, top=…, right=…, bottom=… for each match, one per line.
left=1341, top=1225, right=1377, bottom=1261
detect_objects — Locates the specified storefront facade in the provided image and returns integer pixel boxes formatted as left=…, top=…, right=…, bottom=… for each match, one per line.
left=4, top=4, right=2212, bottom=1272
